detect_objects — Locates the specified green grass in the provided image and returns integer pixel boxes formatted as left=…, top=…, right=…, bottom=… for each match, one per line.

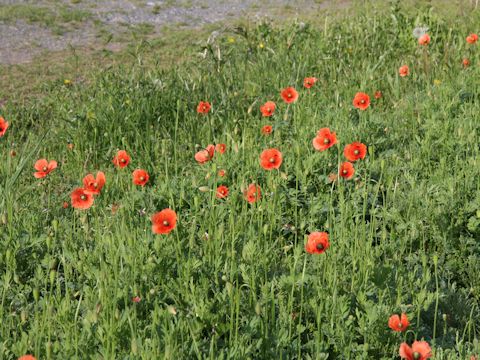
left=1, top=1, right=480, bottom=359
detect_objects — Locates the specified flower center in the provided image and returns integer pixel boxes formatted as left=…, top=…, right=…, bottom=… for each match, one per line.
left=323, top=138, right=330, bottom=144
left=413, top=352, right=421, bottom=360
left=269, top=157, right=275, bottom=163
left=42, top=166, right=48, bottom=172
left=343, top=169, right=348, bottom=174
left=354, top=149, right=359, bottom=155
left=316, top=243, right=324, bottom=251
left=121, top=158, right=126, bottom=163
left=360, top=99, right=365, bottom=104
left=398, top=322, right=402, bottom=329
left=80, top=195, right=86, bottom=201
left=163, top=220, right=169, bottom=226
left=287, top=93, right=292, bottom=98
left=93, top=183, right=98, bottom=188
left=140, top=176, right=145, bottom=181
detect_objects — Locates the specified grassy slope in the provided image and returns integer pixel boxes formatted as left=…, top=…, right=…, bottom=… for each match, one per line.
left=1, top=1, right=480, bottom=359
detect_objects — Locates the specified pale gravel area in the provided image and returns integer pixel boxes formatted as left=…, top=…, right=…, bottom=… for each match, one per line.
left=0, top=0, right=345, bottom=64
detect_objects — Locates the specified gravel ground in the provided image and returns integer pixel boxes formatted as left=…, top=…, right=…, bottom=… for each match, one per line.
left=0, top=0, right=344, bottom=64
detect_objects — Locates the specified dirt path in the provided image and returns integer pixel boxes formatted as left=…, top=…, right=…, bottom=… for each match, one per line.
left=0, top=0, right=345, bottom=65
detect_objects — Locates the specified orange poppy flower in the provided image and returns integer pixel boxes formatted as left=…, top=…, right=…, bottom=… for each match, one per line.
left=112, top=150, right=130, bottom=168
left=418, top=33, right=430, bottom=45
left=244, top=183, right=261, bottom=203
left=399, top=341, right=432, bottom=360
left=303, top=77, right=317, bottom=88
left=388, top=313, right=410, bottom=332
left=151, top=208, right=177, bottom=234
left=260, top=148, right=283, bottom=170
left=132, top=296, right=141, bottom=303
left=71, top=188, right=94, bottom=210
left=261, top=125, right=273, bottom=135
left=339, top=162, right=355, bottom=180
left=352, top=92, right=370, bottom=110
left=83, top=171, right=106, bottom=195
left=216, top=185, right=229, bottom=199
left=305, top=232, right=330, bottom=254
left=399, top=65, right=410, bottom=77
left=260, top=101, right=276, bottom=117
left=466, top=33, right=478, bottom=44
left=18, top=355, right=37, bottom=360
left=195, top=144, right=215, bottom=164
left=132, top=169, right=149, bottom=186
left=312, top=128, right=337, bottom=151
left=281, top=87, right=298, bottom=104
left=34, top=159, right=57, bottom=178
left=0, top=116, right=9, bottom=137
left=218, top=169, right=226, bottom=177
left=216, top=143, right=226, bottom=154
left=197, top=101, right=211, bottom=114
left=374, top=91, right=382, bottom=99
left=344, top=142, right=367, bottom=162
left=463, top=58, right=470, bottom=68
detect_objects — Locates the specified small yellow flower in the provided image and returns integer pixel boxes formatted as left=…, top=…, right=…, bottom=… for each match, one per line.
left=433, top=79, right=441, bottom=86
left=259, top=42, right=265, bottom=49
left=64, top=79, right=72, bottom=86
left=227, top=37, right=235, bottom=43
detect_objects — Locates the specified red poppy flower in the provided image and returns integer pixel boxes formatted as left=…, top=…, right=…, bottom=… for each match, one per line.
left=312, top=128, right=337, bottom=151
left=418, top=33, right=430, bottom=45
left=71, top=188, right=94, bottom=210
left=0, top=116, right=9, bottom=137
left=339, top=162, right=355, bottom=180
left=112, top=150, right=130, bottom=168
left=132, top=169, right=149, bottom=186
left=83, top=171, right=106, bottom=195
left=388, top=313, right=410, bottom=332
left=62, top=201, right=69, bottom=209
left=344, top=142, right=367, bottom=162
left=216, top=143, right=226, bottom=154
left=260, top=101, right=276, bottom=117
left=352, top=92, right=370, bottom=110
left=216, top=185, right=229, bottom=199
left=260, top=148, right=283, bottom=170
left=303, top=77, right=318, bottom=89
left=18, top=355, right=37, bottom=360
left=197, top=101, right=211, bottom=114
left=195, top=144, right=215, bottom=164
left=132, top=296, right=141, bottom=303
left=466, top=33, right=478, bottom=44
left=305, top=232, right=330, bottom=254
left=374, top=91, right=382, bottom=99
left=34, top=159, right=57, bottom=178
left=151, top=208, right=177, bottom=234
left=261, top=125, right=273, bottom=135
left=281, top=87, right=299, bottom=104
left=244, top=183, right=261, bottom=203
left=218, top=169, right=226, bottom=177
left=399, top=65, right=410, bottom=77
left=399, top=341, right=432, bottom=360
left=463, top=58, right=470, bottom=68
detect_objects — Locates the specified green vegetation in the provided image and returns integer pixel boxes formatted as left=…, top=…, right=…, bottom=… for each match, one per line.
left=1, top=1, right=480, bottom=359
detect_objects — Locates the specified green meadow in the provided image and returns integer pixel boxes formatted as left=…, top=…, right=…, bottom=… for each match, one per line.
left=1, top=1, right=480, bottom=359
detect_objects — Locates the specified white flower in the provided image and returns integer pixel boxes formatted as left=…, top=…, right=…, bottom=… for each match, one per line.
left=413, top=26, right=429, bottom=39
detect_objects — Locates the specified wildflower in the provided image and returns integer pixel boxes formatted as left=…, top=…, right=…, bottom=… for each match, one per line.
left=18, top=356, right=37, bottom=360
left=374, top=91, right=382, bottom=99
left=399, top=341, right=432, bottom=360
left=339, top=162, right=355, bottom=180
left=312, top=128, right=337, bottom=151
left=151, top=208, right=177, bottom=235
left=244, top=183, right=261, bottom=203
left=71, top=188, right=94, bottom=210
left=132, top=296, right=141, bottom=303
left=0, top=116, right=9, bottom=137
left=463, top=58, right=470, bottom=68
left=327, top=173, right=338, bottom=183
left=344, top=142, right=367, bottom=162
left=112, top=150, right=130, bottom=169
left=281, top=87, right=299, bottom=104
left=261, top=125, right=273, bottom=135
left=388, top=313, right=410, bottom=332
left=216, top=143, right=226, bottom=154
left=260, top=101, right=276, bottom=117
left=259, top=42, right=265, bottom=49
left=352, top=92, right=370, bottom=110
left=260, top=148, right=283, bottom=170
left=466, top=33, right=478, bottom=44
left=227, top=37, right=235, bottom=43
left=132, top=169, right=149, bottom=186
left=83, top=171, right=106, bottom=195
left=216, top=185, right=229, bottom=199
left=197, top=101, right=211, bottom=114
left=305, top=232, right=330, bottom=254
left=62, top=201, right=69, bottom=209
left=218, top=169, right=226, bottom=177
left=67, top=142, right=74, bottom=150
left=433, top=79, right=441, bottom=86
left=399, top=65, right=410, bottom=77
left=303, top=77, right=318, bottom=88
left=34, top=159, right=57, bottom=178
left=418, top=33, right=430, bottom=45
left=64, top=79, right=72, bottom=86
left=195, top=144, right=215, bottom=164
